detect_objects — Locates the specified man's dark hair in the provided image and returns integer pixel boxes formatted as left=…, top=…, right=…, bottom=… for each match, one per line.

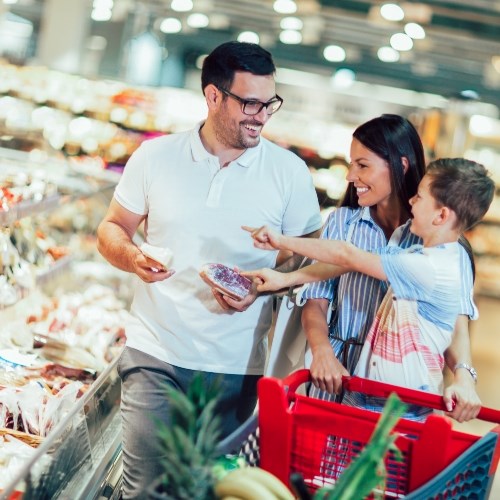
left=427, top=158, right=495, bottom=232
left=341, top=114, right=426, bottom=216
left=201, top=41, right=276, bottom=92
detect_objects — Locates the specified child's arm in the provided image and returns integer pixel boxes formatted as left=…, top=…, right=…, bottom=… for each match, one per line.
left=442, top=315, right=481, bottom=421
left=241, top=262, right=344, bottom=292
left=242, top=225, right=387, bottom=281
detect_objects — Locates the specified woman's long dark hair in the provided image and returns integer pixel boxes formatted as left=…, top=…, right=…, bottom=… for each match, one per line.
left=340, top=114, right=476, bottom=279
left=341, top=114, right=426, bottom=217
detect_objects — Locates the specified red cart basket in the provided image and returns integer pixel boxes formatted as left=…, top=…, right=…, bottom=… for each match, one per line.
left=258, top=369, right=500, bottom=498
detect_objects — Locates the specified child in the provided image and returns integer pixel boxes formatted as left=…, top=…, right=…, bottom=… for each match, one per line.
left=243, top=158, right=494, bottom=420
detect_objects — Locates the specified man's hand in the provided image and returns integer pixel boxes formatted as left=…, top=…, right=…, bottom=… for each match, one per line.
left=134, top=253, right=175, bottom=283
left=211, top=287, right=259, bottom=312
left=443, top=371, right=481, bottom=422
left=242, top=225, right=283, bottom=251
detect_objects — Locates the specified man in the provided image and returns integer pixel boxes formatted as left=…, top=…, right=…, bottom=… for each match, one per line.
left=96, top=41, right=322, bottom=498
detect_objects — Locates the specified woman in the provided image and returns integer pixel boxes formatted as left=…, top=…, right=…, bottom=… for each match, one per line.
left=300, top=114, right=480, bottom=422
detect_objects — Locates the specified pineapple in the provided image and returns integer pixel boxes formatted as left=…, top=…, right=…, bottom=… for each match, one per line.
left=154, top=373, right=223, bottom=500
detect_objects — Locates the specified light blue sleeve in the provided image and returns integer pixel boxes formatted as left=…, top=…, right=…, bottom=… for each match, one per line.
left=379, top=246, right=435, bottom=301
left=458, top=243, right=478, bottom=320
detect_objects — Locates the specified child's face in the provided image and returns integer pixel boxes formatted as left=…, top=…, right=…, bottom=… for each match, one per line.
left=408, top=174, right=441, bottom=238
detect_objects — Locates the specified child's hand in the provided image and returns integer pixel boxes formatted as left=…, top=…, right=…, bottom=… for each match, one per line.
left=241, top=268, right=290, bottom=292
left=242, top=225, right=283, bottom=250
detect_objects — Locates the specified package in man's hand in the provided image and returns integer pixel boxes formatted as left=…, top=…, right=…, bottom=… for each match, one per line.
left=140, top=243, right=173, bottom=269
left=199, top=263, right=252, bottom=300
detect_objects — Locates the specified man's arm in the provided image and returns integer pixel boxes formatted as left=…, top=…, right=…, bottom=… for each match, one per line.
left=442, top=314, right=481, bottom=422
left=96, top=198, right=175, bottom=283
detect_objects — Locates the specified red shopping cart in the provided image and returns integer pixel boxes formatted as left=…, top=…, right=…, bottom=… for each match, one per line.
left=258, top=369, right=500, bottom=498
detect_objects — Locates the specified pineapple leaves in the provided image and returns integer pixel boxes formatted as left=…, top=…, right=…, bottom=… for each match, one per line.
left=155, top=372, right=223, bottom=500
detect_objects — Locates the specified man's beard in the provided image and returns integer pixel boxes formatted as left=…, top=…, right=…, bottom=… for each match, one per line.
left=213, top=111, right=261, bottom=150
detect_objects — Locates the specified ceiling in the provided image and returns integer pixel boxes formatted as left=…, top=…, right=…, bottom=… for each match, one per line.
left=6, top=0, right=500, bottom=110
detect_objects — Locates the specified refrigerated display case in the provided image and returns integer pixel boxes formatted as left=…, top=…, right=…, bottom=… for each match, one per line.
left=0, top=146, right=129, bottom=500
left=1, top=357, right=122, bottom=500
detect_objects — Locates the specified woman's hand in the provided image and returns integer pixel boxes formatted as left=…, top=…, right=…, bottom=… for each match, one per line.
left=309, top=344, right=349, bottom=395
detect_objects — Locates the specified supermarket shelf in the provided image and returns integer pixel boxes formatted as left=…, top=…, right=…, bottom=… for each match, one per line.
left=0, top=355, right=122, bottom=500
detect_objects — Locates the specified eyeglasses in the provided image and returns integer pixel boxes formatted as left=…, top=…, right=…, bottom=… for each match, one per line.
left=217, top=86, right=284, bottom=116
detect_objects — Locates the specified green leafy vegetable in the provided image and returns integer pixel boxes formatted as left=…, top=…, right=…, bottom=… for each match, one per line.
left=314, top=393, right=407, bottom=500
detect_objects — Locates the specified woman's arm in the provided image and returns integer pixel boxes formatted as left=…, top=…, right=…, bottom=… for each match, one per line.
left=442, top=314, right=481, bottom=422
left=241, top=262, right=345, bottom=293
left=302, top=298, right=349, bottom=394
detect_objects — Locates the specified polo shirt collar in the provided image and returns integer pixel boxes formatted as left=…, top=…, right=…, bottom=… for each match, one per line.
left=190, top=121, right=261, bottom=168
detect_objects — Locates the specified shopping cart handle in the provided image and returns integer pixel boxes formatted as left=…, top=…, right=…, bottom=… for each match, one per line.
left=342, top=376, right=500, bottom=424
left=282, top=369, right=500, bottom=424
left=342, top=375, right=448, bottom=410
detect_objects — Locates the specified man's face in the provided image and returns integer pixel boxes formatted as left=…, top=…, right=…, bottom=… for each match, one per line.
left=212, top=71, right=277, bottom=150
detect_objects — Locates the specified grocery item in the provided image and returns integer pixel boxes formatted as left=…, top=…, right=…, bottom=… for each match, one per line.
left=139, top=242, right=173, bottom=269
left=199, top=263, right=252, bottom=300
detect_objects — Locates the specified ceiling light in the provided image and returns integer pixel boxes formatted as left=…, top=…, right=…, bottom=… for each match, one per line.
left=273, top=0, right=297, bottom=15
left=171, top=0, right=193, bottom=13
left=3, top=0, right=19, bottom=4
left=195, top=54, right=207, bottom=69
left=187, top=13, right=209, bottom=28
left=91, top=7, right=112, bottom=21
left=160, top=18, right=182, bottom=33
left=380, top=3, right=404, bottom=22
left=460, top=89, right=479, bottom=100
left=377, top=46, right=400, bottom=62
left=492, top=56, right=500, bottom=73
left=93, top=0, right=113, bottom=8
left=280, top=16, right=303, bottom=30
left=404, top=22, right=425, bottom=39
left=237, top=31, right=260, bottom=44
left=390, top=33, right=413, bottom=51
left=323, top=45, right=346, bottom=63
left=279, top=29, right=302, bottom=44
left=469, top=115, right=495, bottom=136
left=331, top=68, right=355, bottom=89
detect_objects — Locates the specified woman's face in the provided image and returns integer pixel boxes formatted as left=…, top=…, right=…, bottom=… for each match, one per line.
left=347, top=138, right=393, bottom=207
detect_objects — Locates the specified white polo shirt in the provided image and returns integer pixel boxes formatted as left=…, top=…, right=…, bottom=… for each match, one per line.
left=114, top=122, right=322, bottom=374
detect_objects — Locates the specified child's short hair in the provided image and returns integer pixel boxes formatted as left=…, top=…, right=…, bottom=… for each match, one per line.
left=426, top=158, right=495, bottom=231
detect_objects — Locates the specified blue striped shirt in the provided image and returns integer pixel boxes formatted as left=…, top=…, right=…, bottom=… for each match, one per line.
left=302, top=206, right=477, bottom=400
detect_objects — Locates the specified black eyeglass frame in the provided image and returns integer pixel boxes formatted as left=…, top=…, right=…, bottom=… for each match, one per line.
left=216, top=86, right=284, bottom=116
